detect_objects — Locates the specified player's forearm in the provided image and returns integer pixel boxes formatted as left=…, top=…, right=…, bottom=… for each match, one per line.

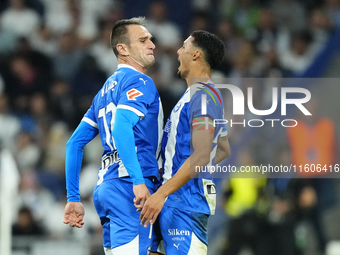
left=215, top=135, right=230, bottom=164
left=113, top=109, right=144, bottom=185
left=157, top=151, right=210, bottom=197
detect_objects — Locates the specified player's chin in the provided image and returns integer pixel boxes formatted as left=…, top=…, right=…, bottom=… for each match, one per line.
left=145, top=57, right=155, bottom=68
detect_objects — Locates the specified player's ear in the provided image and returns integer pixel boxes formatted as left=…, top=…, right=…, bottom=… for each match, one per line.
left=117, top=43, right=129, bottom=56
left=192, top=50, right=201, bottom=61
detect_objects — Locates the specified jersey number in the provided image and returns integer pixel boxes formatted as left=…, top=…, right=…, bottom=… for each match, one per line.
left=98, top=102, right=117, bottom=150
left=97, top=102, right=117, bottom=185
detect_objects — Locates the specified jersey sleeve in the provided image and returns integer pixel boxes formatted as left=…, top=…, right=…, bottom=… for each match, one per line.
left=82, top=102, right=98, bottom=128
left=190, top=89, right=220, bottom=120
left=190, top=86, right=227, bottom=134
left=66, top=121, right=99, bottom=202
left=116, top=75, right=156, bottom=118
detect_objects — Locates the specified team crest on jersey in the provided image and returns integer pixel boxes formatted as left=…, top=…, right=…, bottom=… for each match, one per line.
left=127, top=88, right=143, bottom=100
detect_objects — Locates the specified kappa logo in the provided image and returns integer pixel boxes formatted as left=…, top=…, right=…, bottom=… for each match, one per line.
left=139, top=78, right=147, bottom=85
left=127, top=89, right=143, bottom=100
left=174, top=243, right=180, bottom=250
left=174, top=102, right=182, bottom=112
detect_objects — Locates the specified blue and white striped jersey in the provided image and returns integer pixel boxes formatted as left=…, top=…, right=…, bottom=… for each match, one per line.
left=161, top=82, right=227, bottom=215
left=83, top=64, right=163, bottom=185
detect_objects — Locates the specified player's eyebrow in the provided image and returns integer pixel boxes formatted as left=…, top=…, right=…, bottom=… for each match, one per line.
left=139, top=36, right=150, bottom=41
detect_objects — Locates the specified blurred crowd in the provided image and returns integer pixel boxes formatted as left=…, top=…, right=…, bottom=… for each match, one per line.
left=0, top=0, right=340, bottom=254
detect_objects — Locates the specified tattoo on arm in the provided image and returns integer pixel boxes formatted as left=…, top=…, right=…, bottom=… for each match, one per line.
left=216, top=136, right=227, bottom=157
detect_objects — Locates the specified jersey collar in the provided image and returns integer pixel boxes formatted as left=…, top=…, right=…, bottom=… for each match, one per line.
left=117, top=64, right=138, bottom=71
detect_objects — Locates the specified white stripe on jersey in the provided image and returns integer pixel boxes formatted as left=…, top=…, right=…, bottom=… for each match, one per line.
left=162, top=91, right=191, bottom=183
left=111, top=234, right=139, bottom=254
left=118, top=157, right=129, bottom=177
left=82, top=117, right=98, bottom=128
left=202, top=179, right=216, bottom=215
left=117, top=104, right=145, bottom=117
left=187, top=232, right=208, bottom=255
left=156, top=98, right=164, bottom=169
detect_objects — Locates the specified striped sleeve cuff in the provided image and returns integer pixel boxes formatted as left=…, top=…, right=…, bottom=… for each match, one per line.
left=117, top=104, right=145, bottom=117
left=82, top=117, right=98, bottom=128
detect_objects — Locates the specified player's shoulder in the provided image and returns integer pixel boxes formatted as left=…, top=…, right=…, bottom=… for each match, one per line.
left=130, top=72, right=155, bottom=87
left=190, top=82, right=224, bottom=116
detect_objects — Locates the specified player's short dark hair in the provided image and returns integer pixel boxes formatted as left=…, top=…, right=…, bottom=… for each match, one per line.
left=190, top=30, right=225, bottom=69
left=110, top=17, right=147, bottom=57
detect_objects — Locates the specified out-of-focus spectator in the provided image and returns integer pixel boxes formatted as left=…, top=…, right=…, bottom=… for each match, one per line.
left=146, top=0, right=181, bottom=52
left=89, top=19, right=118, bottom=77
left=229, top=40, right=257, bottom=82
left=215, top=19, right=244, bottom=76
left=323, top=0, right=340, bottom=28
left=0, top=93, right=21, bottom=149
left=14, top=131, right=41, bottom=171
left=8, top=54, right=50, bottom=112
left=279, top=31, right=318, bottom=74
left=189, top=11, right=210, bottom=33
left=270, top=0, right=307, bottom=32
left=0, top=14, right=19, bottom=56
left=16, top=170, right=56, bottom=227
left=53, top=31, right=83, bottom=82
left=16, top=37, right=52, bottom=79
left=221, top=0, right=262, bottom=38
left=258, top=48, right=292, bottom=78
left=146, top=0, right=181, bottom=87
left=41, top=0, right=113, bottom=44
left=39, top=0, right=74, bottom=36
left=285, top=100, right=338, bottom=254
left=12, top=206, right=45, bottom=236
left=0, top=0, right=40, bottom=37
left=29, top=23, right=58, bottom=57
left=252, top=8, right=290, bottom=55
left=42, top=121, right=69, bottom=176
left=49, top=78, right=81, bottom=130
left=309, top=8, right=333, bottom=51
left=220, top=150, right=268, bottom=255
left=71, top=54, right=106, bottom=100
left=192, top=0, right=211, bottom=12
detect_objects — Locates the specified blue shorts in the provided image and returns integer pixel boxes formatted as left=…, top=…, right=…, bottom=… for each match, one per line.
left=93, top=179, right=154, bottom=255
left=152, top=205, right=209, bottom=255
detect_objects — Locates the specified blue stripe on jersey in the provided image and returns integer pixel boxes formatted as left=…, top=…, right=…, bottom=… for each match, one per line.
left=161, top=82, right=226, bottom=215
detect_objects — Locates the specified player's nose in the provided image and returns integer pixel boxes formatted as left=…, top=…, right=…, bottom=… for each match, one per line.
left=149, top=40, right=155, bottom=50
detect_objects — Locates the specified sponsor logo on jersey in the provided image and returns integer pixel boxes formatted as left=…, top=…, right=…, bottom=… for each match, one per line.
left=127, top=89, right=143, bottom=100
left=168, top=229, right=190, bottom=236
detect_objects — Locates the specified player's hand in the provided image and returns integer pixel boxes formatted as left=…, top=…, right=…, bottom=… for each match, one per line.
left=63, top=202, right=85, bottom=228
left=140, top=192, right=166, bottom=228
left=133, top=183, right=151, bottom=211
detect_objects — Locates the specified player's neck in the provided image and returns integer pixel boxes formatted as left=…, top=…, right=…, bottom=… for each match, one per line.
left=118, top=57, right=147, bottom=74
left=186, top=65, right=211, bottom=87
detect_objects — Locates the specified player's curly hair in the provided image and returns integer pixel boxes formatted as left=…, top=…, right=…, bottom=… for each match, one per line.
left=110, top=17, right=147, bottom=57
left=190, top=30, right=225, bottom=69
